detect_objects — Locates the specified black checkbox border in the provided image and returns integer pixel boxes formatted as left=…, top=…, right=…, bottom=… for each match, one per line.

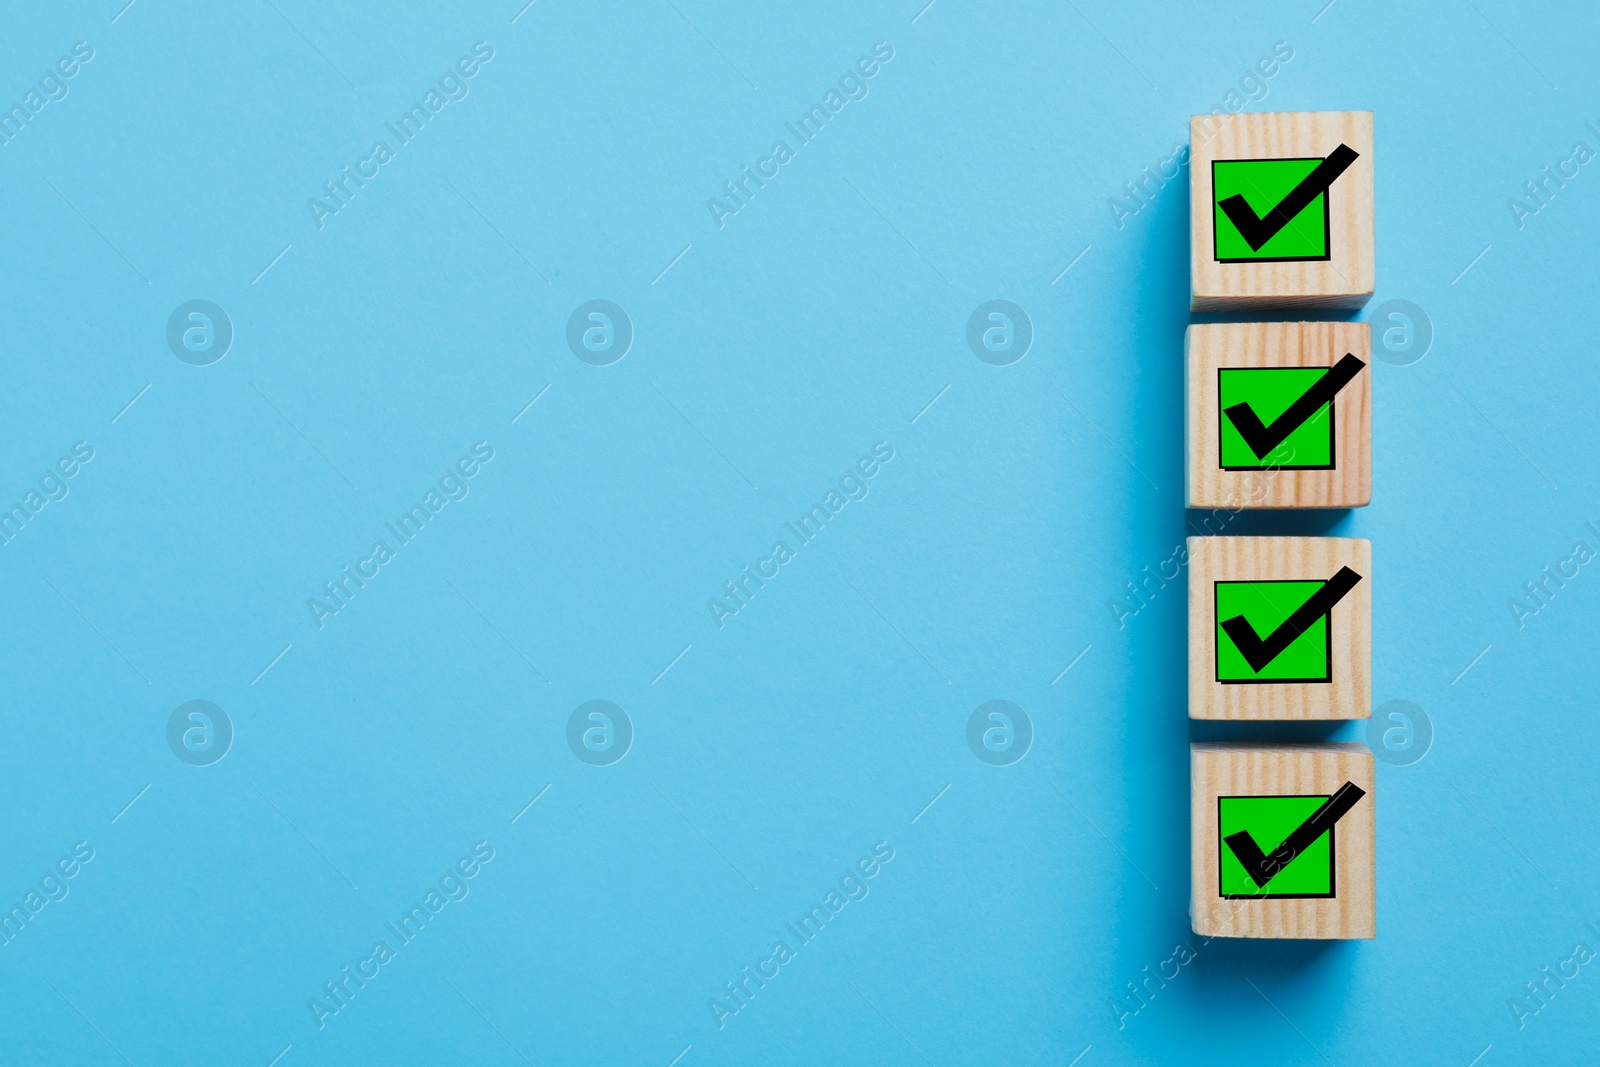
left=1217, top=792, right=1338, bottom=900
left=1211, top=156, right=1334, bottom=264
left=1213, top=578, right=1335, bottom=685
left=1215, top=366, right=1339, bottom=472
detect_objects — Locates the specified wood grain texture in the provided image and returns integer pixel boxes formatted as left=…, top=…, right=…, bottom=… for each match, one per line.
left=1185, top=321, right=1372, bottom=509
left=1189, top=111, right=1374, bottom=311
left=1187, top=536, right=1371, bottom=720
left=1191, top=743, right=1375, bottom=939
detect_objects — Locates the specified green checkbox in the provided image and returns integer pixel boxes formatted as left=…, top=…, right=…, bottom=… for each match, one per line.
left=1218, top=794, right=1335, bottom=897
left=1212, top=157, right=1330, bottom=262
left=1218, top=368, right=1334, bottom=470
left=1214, top=580, right=1331, bottom=682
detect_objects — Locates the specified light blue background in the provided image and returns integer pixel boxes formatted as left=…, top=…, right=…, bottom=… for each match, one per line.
left=1, top=1, right=1597, bottom=1064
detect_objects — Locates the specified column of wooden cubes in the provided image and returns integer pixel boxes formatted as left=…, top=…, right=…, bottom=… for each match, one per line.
left=1185, top=111, right=1378, bottom=940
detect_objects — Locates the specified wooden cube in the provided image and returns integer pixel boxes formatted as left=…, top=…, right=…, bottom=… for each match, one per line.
left=1191, top=742, right=1374, bottom=939
left=1189, top=111, right=1374, bottom=311
left=1188, top=536, right=1370, bottom=720
left=1185, top=321, right=1372, bottom=509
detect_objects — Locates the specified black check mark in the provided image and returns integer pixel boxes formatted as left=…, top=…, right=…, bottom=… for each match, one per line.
left=1217, top=143, right=1360, bottom=252
left=1223, top=354, right=1367, bottom=459
left=1223, top=781, right=1366, bottom=889
left=1219, top=567, right=1362, bottom=674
